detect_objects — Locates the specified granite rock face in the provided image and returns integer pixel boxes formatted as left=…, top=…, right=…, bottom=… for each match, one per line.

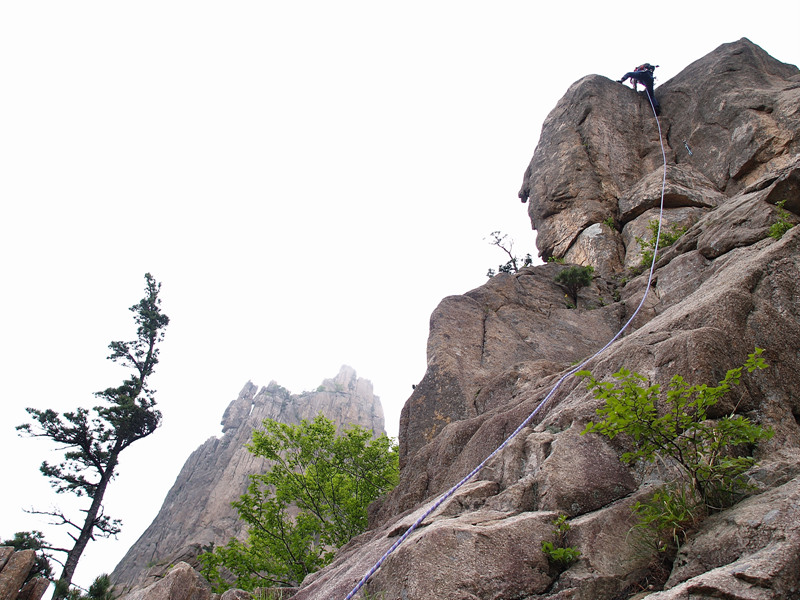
left=0, top=550, right=33, bottom=600
left=518, top=38, right=800, bottom=274
left=110, top=366, right=385, bottom=595
left=287, top=39, right=800, bottom=600
left=121, top=563, right=211, bottom=600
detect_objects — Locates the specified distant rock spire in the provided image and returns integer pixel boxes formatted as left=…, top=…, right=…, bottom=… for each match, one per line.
left=110, top=366, right=384, bottom=595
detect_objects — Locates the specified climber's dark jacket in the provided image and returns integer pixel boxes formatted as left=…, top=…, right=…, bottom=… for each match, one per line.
left=619, top=66, right=660, bottom=115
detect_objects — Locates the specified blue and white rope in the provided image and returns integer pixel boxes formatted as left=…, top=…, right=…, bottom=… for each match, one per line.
left=344, top=88, right=667, bottom=600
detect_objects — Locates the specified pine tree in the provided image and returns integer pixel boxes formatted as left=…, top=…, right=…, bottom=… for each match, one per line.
left=17, top=273, right=169, bottom=599
left=554, top=265, right=594, bottom=307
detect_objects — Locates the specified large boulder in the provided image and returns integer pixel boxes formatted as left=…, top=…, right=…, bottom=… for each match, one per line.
left=0, top=549, right=47, bottom=600
left=397, top=263, right=623, bottom=467
left=122, top=563, right=211, bottom=600
left=645, top=477, right=800, bottom=598
left=661, top=39, right=800, bottom=194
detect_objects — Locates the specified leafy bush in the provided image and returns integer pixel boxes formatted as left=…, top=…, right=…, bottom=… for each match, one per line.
left=579, top=349, right=773, bottom=553
left=200, top=415, right=399, bottom=590
left=635, top=219, right=686, bottom=271
left=769, top=199, right=795, bottom=240
left=554, top=265, right=594, bottom=308
left=540, top=514, right=581, bottom=569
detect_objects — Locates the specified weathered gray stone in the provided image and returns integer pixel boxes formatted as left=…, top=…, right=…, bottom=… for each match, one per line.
left=618, top=164, right=723, bottom=223
left=659, top=39, right=800, bottom=194
left=535, top=424, right=637, bottom=516
left=122, top=563, right=211, bottom=600
left=563, top=222, right=625, bottom=277
left=695, top=189, right=781, bottom=259
left=368, top=510, right=557, bottom=600
left=621, top=206, right=705, bottom=270
left=520, top=38, right=799, bottom=273
left=321, top=226, right=799, bottom=600
left=662, top=477, right=800, bottom=596
left=0, top=550, right=35, bottom=600
left=0, top=549, right=12, bottom=573
left=398, top=264, right=624, bottom=467
left=15, top=578, right=49, bottom=600
left=252, top=589, right=296, bottom=600
left=518, top=74, right=667, bottom=260
left=218, top=589, right=250, bottom=600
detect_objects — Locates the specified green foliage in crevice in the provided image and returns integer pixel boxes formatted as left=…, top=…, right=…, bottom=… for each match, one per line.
left=769, top=199, right=795, bottom=240
left=579, top=349, right=773, bottom=555
left=541, top=514, right=581, bottom=570
left=634, top=219, right=686, bottom=272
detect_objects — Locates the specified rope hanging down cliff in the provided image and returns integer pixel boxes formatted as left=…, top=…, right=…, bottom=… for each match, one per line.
left=343, top=86, right=668, bottom=600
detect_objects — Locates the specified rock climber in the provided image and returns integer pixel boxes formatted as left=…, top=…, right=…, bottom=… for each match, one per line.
left=618, top=63, right=661, bottom=115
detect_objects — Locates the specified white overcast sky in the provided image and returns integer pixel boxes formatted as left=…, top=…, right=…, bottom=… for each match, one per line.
left=1, top=0, right=798, bottom=591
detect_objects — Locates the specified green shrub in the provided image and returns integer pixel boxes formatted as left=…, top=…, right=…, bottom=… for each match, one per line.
left=554, top=265, right=594, bottom=308
left=253, top=589, right=287, bottom=600
left=200, top=415, right=399, bottom=590
left=56, top=575, right=115, bottom=600
left=540, top=514, right=581, bottom=568
left=579, top=349, right=773, bottom=553
left=631, top=483, right=704, bottom=553
left=635, top=220, right=686, bottom=271
left=359, top=591, right=387, bottom=600
left=769, top=199, right=795, bottom=240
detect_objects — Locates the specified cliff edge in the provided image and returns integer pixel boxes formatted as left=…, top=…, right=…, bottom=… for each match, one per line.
left=287, top=38, right=800, bottom=600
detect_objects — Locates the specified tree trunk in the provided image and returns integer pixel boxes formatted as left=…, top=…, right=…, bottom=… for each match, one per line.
left=53, top=455, right=118, bottom=600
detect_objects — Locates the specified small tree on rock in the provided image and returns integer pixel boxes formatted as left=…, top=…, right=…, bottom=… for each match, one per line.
left=485, top=231, right=533, bottom=277
left=554, top=265, right=594, bottom=307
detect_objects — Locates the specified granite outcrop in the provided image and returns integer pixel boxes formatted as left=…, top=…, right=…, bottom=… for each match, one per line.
left=115, top=38, right=800, bottom=600
left=0, top=548, right=49, bottom=600
left=287, top=38, right=800, bottom=600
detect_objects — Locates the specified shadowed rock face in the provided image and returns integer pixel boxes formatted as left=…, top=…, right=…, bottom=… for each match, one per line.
left=287, top=39, right=800, bottom=600
left=110, top=366, right=385, bottom=595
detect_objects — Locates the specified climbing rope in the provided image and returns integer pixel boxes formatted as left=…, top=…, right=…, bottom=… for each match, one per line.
left=343, top=90, right=667, bottom=600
